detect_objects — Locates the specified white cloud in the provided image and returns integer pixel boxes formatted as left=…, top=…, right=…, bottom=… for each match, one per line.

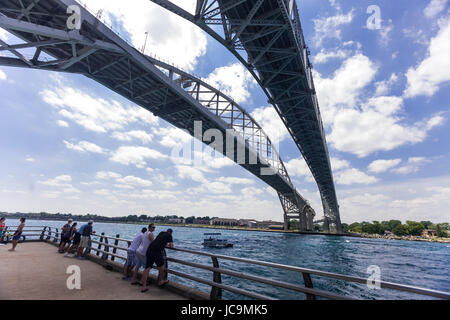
left=392, top=157, right=432, bottom=175
left=110, top=146, right=168, bottom=168
left=374, top=73, right=399, bottom=96
left=0, top=28, right=9, bottom=40
left=424, top=0, right=449, bottom=18
left=314, top=53, right=444, bottom=157
left=95, top=171, right=122, bottom=180
left=41, top=85, right=158, bottom=133
left=335, top=168, right=379, bottom=185
left=285, top=158, right=314, bottom=182
left=314, top=54, right=378, bottom=125
left=153, top=127, right=192, bottom=148
left=116, top=176, right=153, bottom=187
left=404, top=17, right=450, bottom=98
left=251, top=106, right=290, bottom=143
left=202, top=63, right=257, bottom=104
left=82, top=0, right=206, bottom=71
left=57, top=120, right=69, bottom=128
left=313, top=9, right=354, bottom=47
left=217, top=177, right=254, bottom=185
left=379, top=20, right=394, bottom=47
left=368, top=159, right=402, bottom=173
left=330, top=157, right=350, bottom=171
left=175, top=165, right=206, bottom=183
left=111, top=130, right=153, bottom=144
left=25, top=155, right=35, bottom=162
left=0, top=68, right=6, bottom=81
left=313, top=48, right=350, bottom=64
left=94, top=189, right=110, bottom=196
left=38, top=175, right=72, bottom=187
left=64, top=140, right=107, bottom=154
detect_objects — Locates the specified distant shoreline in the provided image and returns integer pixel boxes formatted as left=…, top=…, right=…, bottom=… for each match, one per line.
left=5, top=217, right=450, bottom=243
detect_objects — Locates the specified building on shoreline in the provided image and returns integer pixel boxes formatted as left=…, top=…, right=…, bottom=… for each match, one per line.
left=210, top=218, right=239, bottom=226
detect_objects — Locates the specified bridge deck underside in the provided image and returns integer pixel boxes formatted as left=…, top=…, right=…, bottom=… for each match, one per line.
left=0, top=0, right=307, bottom=208
left=215, top=0, right=340, bottom=223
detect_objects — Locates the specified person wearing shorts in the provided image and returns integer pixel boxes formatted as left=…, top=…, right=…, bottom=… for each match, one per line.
left=64, top=223, right=79, bottom=257
left=131, top=224, right=155, bottom=285
left=9, top=217, right=25, bottom=252
left=123, top=227, right=147, bottom=280
left=76, top=220, right=95, bottom=259
left=58, top=219, right=73, bottom=253
left=140, top=228, right=173, bottom=293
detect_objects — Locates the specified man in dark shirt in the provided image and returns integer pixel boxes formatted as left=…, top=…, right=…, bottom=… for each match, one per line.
left=76, top=220, right=95, bottom=259
left=140, top=229, right=174, bottom=292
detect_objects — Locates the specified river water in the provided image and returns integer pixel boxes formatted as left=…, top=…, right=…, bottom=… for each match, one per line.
left=7, top=219, right=450, bottom=299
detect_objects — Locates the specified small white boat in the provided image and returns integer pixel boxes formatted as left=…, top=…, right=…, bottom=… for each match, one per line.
left=202, top=233, right=233, bottom=248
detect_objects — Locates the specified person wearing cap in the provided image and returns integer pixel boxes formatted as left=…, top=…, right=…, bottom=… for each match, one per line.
left=140, top=228, right=174, bottom=293
left=76, top=220, right=95, bottom=259
left=58, top=219, right=73, bottom=253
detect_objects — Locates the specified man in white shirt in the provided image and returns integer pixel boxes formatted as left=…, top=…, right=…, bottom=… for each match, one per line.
left=131, top=224, right=155, bottom=285
left=122, top=227, right=147, bottom=280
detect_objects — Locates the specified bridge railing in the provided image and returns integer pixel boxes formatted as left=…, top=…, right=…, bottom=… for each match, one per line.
left=21, top=226, right=450, bottom=300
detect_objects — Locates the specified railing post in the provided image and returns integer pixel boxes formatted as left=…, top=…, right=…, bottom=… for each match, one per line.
left=53, top=228, right=59, bottom=243
left=97, top=233, right=104, bottom=256
left=162, top=249, right=168, bottom=281
left=46, top=227, right=51, bottom=241
left=210, top=256, right=222, bottom=300
left=40, top=226, right=47, bottom=241
left=111, top=234, right=119, bottom=261
left=102, top=236, right=109, bottom=260
left=302, top=272, right=316, bottom=300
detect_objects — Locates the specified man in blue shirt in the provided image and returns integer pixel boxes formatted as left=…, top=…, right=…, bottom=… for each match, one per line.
left=76, top=220, right=95, bottom=259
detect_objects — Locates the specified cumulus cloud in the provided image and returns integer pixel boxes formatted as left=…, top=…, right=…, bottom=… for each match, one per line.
left=285, top=158, right=314, bottom=182
left=424, top=0, right=449, bottom=18
left=368, top=159, right=402, bottom=173
left=110, top=146, right=168, bottom=168
left=64, top=140, right=107, bottom=154
left=313, top=9, right=354, bottom=47
left=335, top=168, right=379, bottom=185
left=116, top=176, right=153, bottom=187
left=57, top=120, right=69, bottom=128
left=313, top=48, right=350, bottom=64
left=0, top=68, right=6, bottom=81
left=202, top=63, right=257, bottom=104
left=41, top=85, right=158, bottom=133
left=391, top=157, right=432, bottom=175
left=111, top=130, right=153, bottom=144
left=314, top=53, right=445, bottom=157
left=374, top=73, right=399, bottom=96
left=404, top=17, right=450, bottom=98
left=95, top=171, right=122, bottom=180
left=251, top=106, right=290, bottom=143
left=82, top=0, right=206, bottom=71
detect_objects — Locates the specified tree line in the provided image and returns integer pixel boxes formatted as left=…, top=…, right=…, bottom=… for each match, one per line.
left=342, top=220, right=449, bottom=237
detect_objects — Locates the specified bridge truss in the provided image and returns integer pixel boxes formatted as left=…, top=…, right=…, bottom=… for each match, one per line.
left=0, top=0, right=317, bottom=231
left=149, top=0, right=342, bottom=232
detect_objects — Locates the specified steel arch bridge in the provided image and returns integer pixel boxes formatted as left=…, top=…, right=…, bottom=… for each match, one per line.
left=149, top=0, right=343, bottom=233
left=0, top=0, right=323, bottom=231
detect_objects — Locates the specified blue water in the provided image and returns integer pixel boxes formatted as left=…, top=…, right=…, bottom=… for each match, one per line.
left=9, top=219, right=450, bottom=299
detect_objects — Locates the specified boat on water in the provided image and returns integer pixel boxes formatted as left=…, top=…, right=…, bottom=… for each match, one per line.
left=202, top=233, right=233, bottom=248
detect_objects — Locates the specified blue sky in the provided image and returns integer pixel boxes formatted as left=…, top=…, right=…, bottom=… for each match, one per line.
left=0, top=0, right=449, bottom=223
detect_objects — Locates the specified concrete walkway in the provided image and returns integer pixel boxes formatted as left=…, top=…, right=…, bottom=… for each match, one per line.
left=0, top=242, right=186, bottom=300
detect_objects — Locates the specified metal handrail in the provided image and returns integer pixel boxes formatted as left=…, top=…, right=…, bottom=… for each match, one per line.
left=29, top=226, right=450, bottom=300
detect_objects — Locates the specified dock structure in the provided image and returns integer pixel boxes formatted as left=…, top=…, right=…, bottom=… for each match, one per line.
left=0, top=242, right=186, bottom=300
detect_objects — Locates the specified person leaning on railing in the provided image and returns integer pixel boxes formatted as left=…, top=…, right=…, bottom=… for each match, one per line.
left=140, top=228, right=174, bottom=293
left=75, top=220, right=95, bottom=259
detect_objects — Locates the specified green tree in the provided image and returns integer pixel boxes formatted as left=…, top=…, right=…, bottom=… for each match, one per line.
left=385, top=220, right=402, bottom=231
left=436, top=224, right=448, bottom=238
left=406, top=221, right=425, bottom=236
left=393, top=224, right=409, bottom=236
left=185, top=216, right=195, bottom=224
left=420, top=221, right=434, bottom=229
